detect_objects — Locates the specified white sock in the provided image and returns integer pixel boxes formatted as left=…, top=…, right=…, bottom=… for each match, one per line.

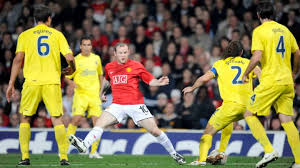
left=155, top=131, right=176, bottom=155
left=84, top=127, right=103, bottom=148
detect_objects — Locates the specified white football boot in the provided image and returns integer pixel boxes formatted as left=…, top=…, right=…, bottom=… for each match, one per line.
left=69, top=135, right=87, bottom=153
left=171, top=153, right=186, bottom=165
left=256, top=150, right=279, bottom=168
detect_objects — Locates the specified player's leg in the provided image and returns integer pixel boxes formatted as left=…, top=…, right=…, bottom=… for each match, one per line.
left=66, top=93, right=88, bottom=152
left=198, top=123, right=218, bottom=163
left=70, top=111, right=119, bottom=153
left=207, top=123, right=233, bottom=165
left=89, top=115, right=102, bottom=158
left=19, top=114, right=32, bottom=165
left=71, top=104, right=123, bottom=153
left=66, top=115, right=82, bottom=148
left=279, top=114, right=300, bottom=165
left=51, top=116, right=69, bottom=165
left=218, top=123, right=233, bottom=153
left=87, top=98, right=103, bottom=158
left=18, top=84, right=42, bottom=165
left=192, top=112, right=223, bottom=166
left=245, top=85, right=278, bottom=154
left=138, top=118, right=176, bottom=155
left=138, top=117, right=186, bottom=164
left=192, top=103, right=245, bottom=166
left=43, top=84, right=69, bottom=165
left=131, top=104, right=178, bottom=156
left=245, top=85, right=282, bottom=168
left=244, top=110, right=275, bottom=152
left=275, top=85, right=300, bottom=166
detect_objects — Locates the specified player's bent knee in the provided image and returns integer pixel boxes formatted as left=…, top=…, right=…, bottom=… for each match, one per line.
left=71, top=116, right=82, bottom=126
left=278, top=113, right=292, bottom=123
left=148, top=128, right=161, bottom=137
left=204, top=124, right=217, bottom=135
left=51, top=116, right=64, bottom=126
left=20, top=115, right=31, bottom=123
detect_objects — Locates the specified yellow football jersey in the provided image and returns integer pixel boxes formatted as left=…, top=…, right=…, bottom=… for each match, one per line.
left=211, top=57, right=255, bottom=105
left=251, top=21, right=299, bottom=85
left=66, top=53, right=103, bottom=96
left=16, top=24, right=72, bottom=85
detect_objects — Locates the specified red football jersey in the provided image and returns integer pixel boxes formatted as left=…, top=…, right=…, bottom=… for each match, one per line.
left=105, top=59, right=155, bottom=105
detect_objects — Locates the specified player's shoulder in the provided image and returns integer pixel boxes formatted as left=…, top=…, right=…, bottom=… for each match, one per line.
left=90, top=53, right=100, bottom=59
left=129, top=60, right=143, bottom=66
left=278, top=23, right=292, bottom=35
left=48, top=26, right=63, bottom=35
left=105, top=61, right=117, bottom=69
left=74, top=53, right=81, bottom=60
left=253, top=24, right=264, bottom=34
left=18, top=27, right=33, bottom=38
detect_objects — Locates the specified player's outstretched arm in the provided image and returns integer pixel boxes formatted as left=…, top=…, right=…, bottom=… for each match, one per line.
left=242, top=50, right=262, bottom=83
left=149, top=76, right=169, bottom=86
left=62, top=53, right=76, bottom=75
left=292, top=49, right=300, bottom=80
left=182, top=71, right=214, bottom=95
left=6, top=52, right=24, bottom=102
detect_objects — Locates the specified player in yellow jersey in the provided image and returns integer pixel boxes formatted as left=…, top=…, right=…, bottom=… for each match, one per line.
left=183, top=41, right=260, bottom=166
left=65, top=35, right=104, bottom=158
left=241, top=2, right=300, bottom=168
left=5, top=5, right=75, bottom=166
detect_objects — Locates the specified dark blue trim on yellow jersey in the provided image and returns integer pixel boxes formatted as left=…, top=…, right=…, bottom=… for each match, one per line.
left=210, top=67, right=217, bottom=76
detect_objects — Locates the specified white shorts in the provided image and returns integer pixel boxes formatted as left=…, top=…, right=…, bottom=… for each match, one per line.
left=104, top=104, right=153, bottom=126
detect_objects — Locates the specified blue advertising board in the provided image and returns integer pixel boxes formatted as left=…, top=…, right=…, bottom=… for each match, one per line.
left=0, top=129, right=292, bottom=156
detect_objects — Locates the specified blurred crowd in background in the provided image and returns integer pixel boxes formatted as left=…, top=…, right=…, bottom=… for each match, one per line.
left=0, top=0, right=300, bottom=131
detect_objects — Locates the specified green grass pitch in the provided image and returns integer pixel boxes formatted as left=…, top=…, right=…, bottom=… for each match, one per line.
left=0, top=154, right=294, bottom=168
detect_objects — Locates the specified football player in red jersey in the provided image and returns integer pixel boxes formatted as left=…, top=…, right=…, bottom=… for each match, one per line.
left=69, top=43, right=186, bottom=164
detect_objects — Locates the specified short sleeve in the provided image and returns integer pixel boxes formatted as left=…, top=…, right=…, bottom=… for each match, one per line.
left=210, top=61, right=220, bottom=77
left=251, top=28, right=264, bottom=53
left=290, top=33, right=299, bottom=53
left=97, top=56, right=103, bottom=75
left=58, top=32, right=72, bottom=56
left=16, top=33, right=25, bottom=53
left=138, top=63, right=155, bottom=84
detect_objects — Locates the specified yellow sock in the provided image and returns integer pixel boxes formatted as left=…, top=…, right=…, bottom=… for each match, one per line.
left=19, top=123, right=30, bottom=160
left=281, top=121, right=300, bottom=164
left=199, top=134, right=212, bottom=162
left=66, top=124, right=77, bottom=138
left=245, top=116, right=274, bottom=153
left=54, top=124, right=68, bottom=161
left=66, top=124, right=77, bottom=153
left=90, top=138, right=101, bottom=154
left=218, top=123, right=233, bottom=153
left=66, top=124, right=77, bottom=146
